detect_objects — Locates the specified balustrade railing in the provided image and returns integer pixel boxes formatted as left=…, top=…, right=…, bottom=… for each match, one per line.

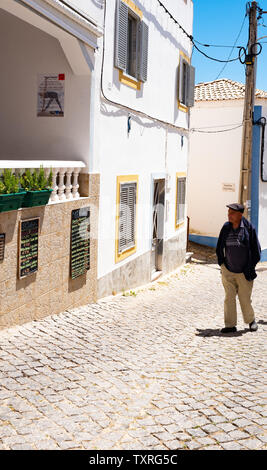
left=0, top=160, right=87, bottom=203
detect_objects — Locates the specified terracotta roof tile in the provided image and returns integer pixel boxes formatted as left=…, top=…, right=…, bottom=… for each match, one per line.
left=195, top=78, right=267, bottom=101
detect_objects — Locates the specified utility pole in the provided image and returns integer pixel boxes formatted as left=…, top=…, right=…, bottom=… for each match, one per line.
left=239, top=1, right=258, bottom=220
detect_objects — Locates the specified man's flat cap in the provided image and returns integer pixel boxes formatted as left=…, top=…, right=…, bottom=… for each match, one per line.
left=226, top=203, right=244, bottom=213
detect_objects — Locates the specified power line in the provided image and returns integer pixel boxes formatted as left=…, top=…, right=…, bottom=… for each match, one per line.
left=156, top=0, right=193, bottom=42
left=214, top=14, right=248, bottom=79
left=191, top=124, right=243, bottom=134
left=193, top=40, right=243, bottom=49
left=156, top=0, right=246, bottom=63
left=192, top=42, right=243, bottom=63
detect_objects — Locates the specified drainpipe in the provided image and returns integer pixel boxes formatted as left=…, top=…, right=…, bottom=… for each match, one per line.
left=253, top=116, right=267, bottom=182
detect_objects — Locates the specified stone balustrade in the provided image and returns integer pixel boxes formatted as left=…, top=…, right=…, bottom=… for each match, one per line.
left=0, top=160, right=87, bottom=203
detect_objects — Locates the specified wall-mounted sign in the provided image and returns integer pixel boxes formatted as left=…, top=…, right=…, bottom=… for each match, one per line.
left=222, top=183, right=235, bottom=192
left=37, top=73, right=65, bottom=117
left=0, top=233, right=5, bottom=262
left=19, top=218, right=39, bottom=279
left=70, top=207, right=90, bottom=279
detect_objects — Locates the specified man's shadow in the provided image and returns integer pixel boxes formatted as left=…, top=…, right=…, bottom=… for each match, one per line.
left=196, top=328, right=251, bottom=338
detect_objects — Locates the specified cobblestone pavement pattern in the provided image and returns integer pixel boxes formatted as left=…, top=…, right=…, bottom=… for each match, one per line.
left=0, top=243, right=267, bottom=450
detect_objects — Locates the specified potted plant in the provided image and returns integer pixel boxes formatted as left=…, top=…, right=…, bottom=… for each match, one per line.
left=20, top=167, right=53, bottom=207
left=0, top=169, right=26, bottom=213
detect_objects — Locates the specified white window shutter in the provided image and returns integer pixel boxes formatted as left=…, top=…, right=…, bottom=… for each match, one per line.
left=119, top=185, right=128, bottom=253
left=137, top=21, right=149, bottom=82
left=177, top=178, right=186, bottom=223
left=119, top=183, right=136, bottom=253
left=127, top=184, right=136, bottom=245
left=115, top=0, right=128, bottom=71
left=187, top=65, right=195, bottom=107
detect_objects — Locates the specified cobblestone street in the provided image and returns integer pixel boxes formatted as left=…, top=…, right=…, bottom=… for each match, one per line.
left=0, top=243, right=267, bottom=451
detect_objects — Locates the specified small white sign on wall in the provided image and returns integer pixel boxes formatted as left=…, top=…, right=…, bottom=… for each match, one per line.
left=37, top=73, right=65, bottom=117
left=222, top=183, right=235, bottom=192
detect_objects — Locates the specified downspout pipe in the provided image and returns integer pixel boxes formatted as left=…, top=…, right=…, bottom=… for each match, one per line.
left=253, top=115, right=267, bottom=182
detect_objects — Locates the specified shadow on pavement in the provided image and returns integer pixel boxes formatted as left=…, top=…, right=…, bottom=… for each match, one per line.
left=188, top=241, right=217, bottom=265
left=195, top=328, right=252, bottom=338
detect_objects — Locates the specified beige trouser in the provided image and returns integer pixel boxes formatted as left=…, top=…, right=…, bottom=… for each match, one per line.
left=221, top=264, right=255, bottom=328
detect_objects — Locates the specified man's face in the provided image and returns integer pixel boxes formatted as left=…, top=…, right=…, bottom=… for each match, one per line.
left=228, top=208, right=242, bottom=226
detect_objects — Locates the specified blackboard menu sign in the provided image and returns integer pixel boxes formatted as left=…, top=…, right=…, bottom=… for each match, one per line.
left=0, top=233, right=5, bottom=262
left=70, top=207, right=90, bottom=279
left=19, top=218, right=39, bottom=279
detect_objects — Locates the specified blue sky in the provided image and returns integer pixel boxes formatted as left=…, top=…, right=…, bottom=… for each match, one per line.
left=191, top=0, right=267, bottom=91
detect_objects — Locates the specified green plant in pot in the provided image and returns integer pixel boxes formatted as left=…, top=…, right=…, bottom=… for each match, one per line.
left=0, top=169, right=26, bottom=213
left=20, top=167, right=53, bottom=207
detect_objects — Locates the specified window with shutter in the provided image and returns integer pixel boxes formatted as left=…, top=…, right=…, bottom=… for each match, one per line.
left=119, top=182, right=136, bottom=253
left=115, top=0, right=149, bottom=88
left=116, top=176, right=138, bottom=262
left=137, top=21, right=149, bottom=82
left=175, top=175, right=186, bottom=228
left=178, top=53, right=195, bottom=110
left=115, top=0, right=128, bottom=71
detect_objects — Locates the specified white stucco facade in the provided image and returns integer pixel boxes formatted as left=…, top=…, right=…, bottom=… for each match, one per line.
left=1, top=0, right=194, bottom=298
left=188, top=93, right=267, bottom=260
left=258, top=105, right=267, bottom=256
left=0, top=0, right=103, bottom=164
left=188, top=100, right=244, bottom=238
left=95, top=0, right=194, bottom=290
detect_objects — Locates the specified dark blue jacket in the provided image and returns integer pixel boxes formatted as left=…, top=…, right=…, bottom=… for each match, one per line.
left=216, top=217, right=261, bottom=281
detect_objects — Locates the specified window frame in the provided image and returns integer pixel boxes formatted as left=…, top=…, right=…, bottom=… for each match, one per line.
left=177, top=52, right=195, bottom=112
left=115, top=0, right=148, bottom=90
left=115, top=175, right=138, bottom=263
left=175, top=173, right=187, bottom=229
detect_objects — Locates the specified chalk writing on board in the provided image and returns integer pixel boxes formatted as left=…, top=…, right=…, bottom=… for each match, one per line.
left=0, top=233, right=5, bottom=262
left=70, top=208, right=90, bottom=279
left=19, top=218, right=39, bottom=278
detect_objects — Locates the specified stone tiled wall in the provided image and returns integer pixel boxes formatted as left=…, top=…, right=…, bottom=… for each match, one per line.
left=0, top=175, right=99, bottom=330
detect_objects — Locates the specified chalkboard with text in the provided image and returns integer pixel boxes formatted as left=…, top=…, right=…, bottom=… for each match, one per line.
left=70, top=207, right=90, bottom=279
left=0, top=233, right=5, bottom=262
left=19, top=218, right=39, bottom=279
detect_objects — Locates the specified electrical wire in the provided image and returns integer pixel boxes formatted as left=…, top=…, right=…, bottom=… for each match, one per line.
left=157, top=0, right=246, bottom=63
left=192, top=42, right=243, bottom=63
left=100, top=0, right=188, bottom=133
left=193, top=40, right=243, bottom=48
left=191, top=124, right=243, bottom=134
left=156, top=0, right=193, bottom=42
left=214, top=14, right=247, bottom=80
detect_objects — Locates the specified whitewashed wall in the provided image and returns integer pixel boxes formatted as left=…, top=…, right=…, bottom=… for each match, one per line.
left=97, top=111, right=189, bottom=278
left=258, top=105, right=267, bottom=252
left=64, top=0, right=105, bottom=25
left=101, top=0, right=192, bottom=128
left=0, top=8, right=91, bottom=163
left=96, top=0, right=192, bottom=279
left=188, top=100, right=244, bottom=238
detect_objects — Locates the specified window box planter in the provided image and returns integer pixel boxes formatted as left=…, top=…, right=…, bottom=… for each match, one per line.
left=0, top=191, right=26, bottom=213
left=22, top=189, right=53, bottom=208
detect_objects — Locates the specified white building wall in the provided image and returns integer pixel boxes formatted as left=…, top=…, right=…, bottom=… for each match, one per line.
left=258, top=105, right=267, bottom=252
left=96, top=0, right=192, bottom=280
left=0, top=8, right=92, bottom=163
left=188, top=101, right=244, bottom=238
left=64, top=0, right=105, bottom=26
left=101, top=0, right=192, bottom=128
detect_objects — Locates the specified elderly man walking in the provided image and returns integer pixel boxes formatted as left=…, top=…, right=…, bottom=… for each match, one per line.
left=216, top=203, right=261, bottom=333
